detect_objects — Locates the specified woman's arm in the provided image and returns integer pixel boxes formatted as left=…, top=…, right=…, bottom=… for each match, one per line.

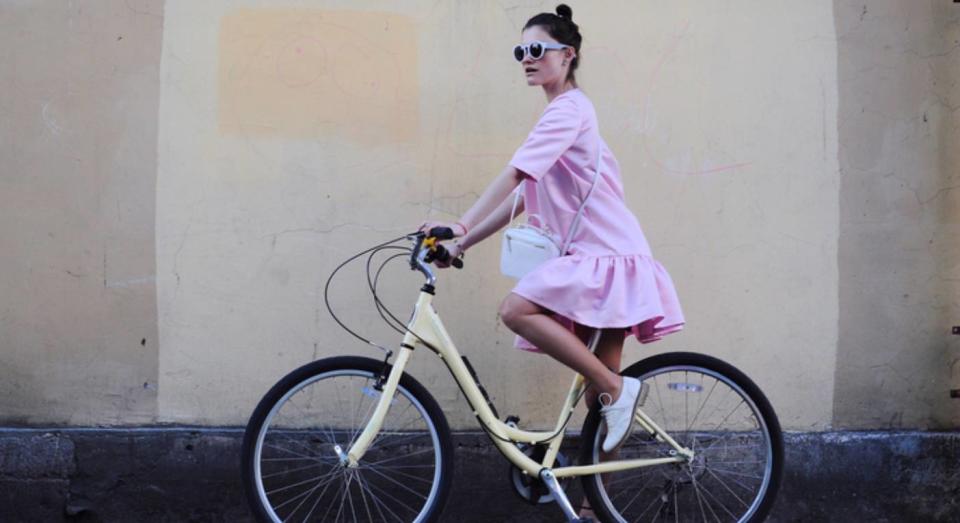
left=456, top=165, right=525, bottom=236
left=459, top=190, right=524, bottom=251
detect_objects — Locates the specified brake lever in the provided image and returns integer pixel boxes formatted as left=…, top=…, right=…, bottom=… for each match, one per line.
left=410, top=228, right=463, bottom=269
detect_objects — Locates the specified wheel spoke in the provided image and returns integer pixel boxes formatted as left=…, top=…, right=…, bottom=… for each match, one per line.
left=690, top=471, right=724, bottom=523
left=263, top=442, right=325, bottom=462
left=267, top=465, right=339, bottom=497
left=356, top=472, right=401, bottom=522
left=706, top=467, right=764, bottom=481
left=689, top=471, right=710, bottom=522
left=696, top=473, right=740, bottom=519
left=297, top=478, right=330, bottom=523
left=362, top=463, right=430, bottom=501
left=686, top=379, right=719, bottom=432
left=363, top=474, right=422, bottom=519
left=262, top=461, right=331, bottom=480
left=283, top=468, right=336, bottom=522
left=276, top=466, right=340, bottom=520
left=362, top=447, right=435, bottom=467
left=633, top=482, right=669, bottom=521
left=708, top=466, right=760, bottom=493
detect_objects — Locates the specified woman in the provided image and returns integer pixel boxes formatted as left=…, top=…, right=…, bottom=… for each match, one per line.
left=418, top=2, right=685, bottom=482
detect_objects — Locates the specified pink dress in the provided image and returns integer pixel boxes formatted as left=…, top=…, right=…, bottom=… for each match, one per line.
left=508, top=87, right=685, bottom=352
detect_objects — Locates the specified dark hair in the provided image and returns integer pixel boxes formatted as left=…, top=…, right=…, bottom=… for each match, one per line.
left=523, top=4, right=582, bottom=85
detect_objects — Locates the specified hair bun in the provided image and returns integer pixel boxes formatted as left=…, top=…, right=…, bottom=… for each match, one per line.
left=555, top=4, right=573, bottom=20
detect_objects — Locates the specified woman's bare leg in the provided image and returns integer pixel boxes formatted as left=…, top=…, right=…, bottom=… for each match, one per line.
left=499, top=293, right=631, bottom=518
left=499, top=293, right=624, bottom=398
left=573, top=324, right=626, bottom=518
left=579, top=324, right=626, bottom=408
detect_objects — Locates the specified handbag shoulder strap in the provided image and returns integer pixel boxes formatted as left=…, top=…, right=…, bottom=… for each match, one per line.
left=507, top=132, right=604, bottom=252
left=508, top=180, right=524, bottom=222
left=560, top=143, right=602, bottom=254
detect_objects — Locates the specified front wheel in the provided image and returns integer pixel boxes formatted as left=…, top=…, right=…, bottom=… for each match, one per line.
left=579, top=352, right=783, bottom=523
left=241, top=356, right=453, bottom=522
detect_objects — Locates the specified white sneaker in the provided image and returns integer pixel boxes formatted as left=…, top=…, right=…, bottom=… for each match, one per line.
left=599, top=377, right=647, bottom=453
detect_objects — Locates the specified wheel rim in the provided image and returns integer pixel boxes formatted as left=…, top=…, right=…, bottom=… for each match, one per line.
left=589, top=365, right=775, bottom=522
left=252, top=369, right=443, bottom=522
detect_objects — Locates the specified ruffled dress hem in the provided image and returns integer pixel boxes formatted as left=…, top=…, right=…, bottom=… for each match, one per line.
left=509, top=252, right=685, bottom=353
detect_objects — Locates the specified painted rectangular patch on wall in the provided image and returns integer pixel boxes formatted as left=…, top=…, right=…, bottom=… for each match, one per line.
left=218, top=8, right=418, bottom=144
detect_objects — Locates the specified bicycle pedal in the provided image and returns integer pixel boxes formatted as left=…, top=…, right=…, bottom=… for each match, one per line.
left=637, top=381, right=650, bottom=407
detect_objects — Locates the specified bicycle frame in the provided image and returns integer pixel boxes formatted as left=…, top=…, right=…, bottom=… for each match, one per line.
left=345, top=286, right=693, bottom=478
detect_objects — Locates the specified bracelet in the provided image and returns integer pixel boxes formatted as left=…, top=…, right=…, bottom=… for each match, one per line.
left=454, top=221, right=469, bottom=236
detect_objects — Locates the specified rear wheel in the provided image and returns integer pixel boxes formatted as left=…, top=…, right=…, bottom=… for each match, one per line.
left=579, top=352, right=783, bottom=522
left=241, top=356, right=453, bottom=522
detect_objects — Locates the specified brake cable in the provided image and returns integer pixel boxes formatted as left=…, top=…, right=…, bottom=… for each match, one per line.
left=324, top=231, right=448, bottom=356
left=326, top=231, right=579, bottom=445
left=322, top=233, right=413, bottom=353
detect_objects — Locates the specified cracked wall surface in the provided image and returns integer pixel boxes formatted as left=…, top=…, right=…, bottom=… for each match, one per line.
left=0, top=1, right=164, bottom=424
left=16, top=1, right=958, bottom=432
left=5, top=0, right=957, bottom=434
left=833, top=0, right=960, bottom=429
left=0, top=1, right=849, bottom=430
left=156, top=0, right=840, bottom=430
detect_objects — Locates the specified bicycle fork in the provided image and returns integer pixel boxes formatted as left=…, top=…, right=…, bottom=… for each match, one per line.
left=344, top=291, right=439, bottom=466
left=343, top=344, right=413, bottom=466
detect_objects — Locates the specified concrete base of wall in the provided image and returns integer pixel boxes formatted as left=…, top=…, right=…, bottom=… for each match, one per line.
left=0, top=428, right=957, bottom=522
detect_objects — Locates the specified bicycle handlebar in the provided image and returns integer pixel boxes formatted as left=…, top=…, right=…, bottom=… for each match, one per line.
left=408, top=227, right=464, bottom=277
left=427, top=226, right=457, bottom=241
left=427, top=242, right=463, bottom=269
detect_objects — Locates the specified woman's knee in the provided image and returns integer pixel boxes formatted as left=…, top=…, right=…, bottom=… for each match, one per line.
left=498, top=293, right=541, bottom=330
left=498, top=294, right=522, bottom=330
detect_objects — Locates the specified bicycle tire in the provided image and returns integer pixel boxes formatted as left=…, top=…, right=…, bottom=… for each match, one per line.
left=579, top=352, right=784, bottom=523
left=241, top=356, right=454, bottom=522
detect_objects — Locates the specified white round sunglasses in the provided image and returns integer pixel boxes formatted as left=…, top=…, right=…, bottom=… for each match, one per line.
left=513, top=40, right=570, bottom=62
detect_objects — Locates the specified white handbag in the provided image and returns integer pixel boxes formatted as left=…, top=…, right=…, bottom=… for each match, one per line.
left=500, top=147, right=602, bottom=279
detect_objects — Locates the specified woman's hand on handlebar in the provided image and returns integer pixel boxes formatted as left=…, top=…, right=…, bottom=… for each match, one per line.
left=415, top=220, right=465, bottom=269
left=417, top=220, right=466, bottom=237
left=433, top=241, right=463, bottom=269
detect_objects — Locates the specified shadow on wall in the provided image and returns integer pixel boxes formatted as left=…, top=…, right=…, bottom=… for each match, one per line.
left=833, top=0, right=960, bottom=429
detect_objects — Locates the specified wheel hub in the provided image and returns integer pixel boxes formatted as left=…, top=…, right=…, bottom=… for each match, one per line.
left=660, top=440, right=706, bottom=484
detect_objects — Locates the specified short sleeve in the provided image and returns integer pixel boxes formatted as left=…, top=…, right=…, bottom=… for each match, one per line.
left=509, top=97, right=581, bottom=181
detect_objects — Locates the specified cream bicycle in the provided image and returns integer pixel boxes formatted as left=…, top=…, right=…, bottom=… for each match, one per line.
left=241, top=227, right=784, bottom=522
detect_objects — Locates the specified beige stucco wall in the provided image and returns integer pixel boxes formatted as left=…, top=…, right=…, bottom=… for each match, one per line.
left=0, top=1, right=164, bottom=424
left=833, top=0, right=960, bottom=429
left=155, top=0, right=839, bottom=430
left=1, top=0, right=954, bottom=431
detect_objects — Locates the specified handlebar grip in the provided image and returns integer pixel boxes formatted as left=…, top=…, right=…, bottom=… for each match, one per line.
left=434, top=243, right=464, bottom=269
left=428, top=226, right=456, bottom=240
